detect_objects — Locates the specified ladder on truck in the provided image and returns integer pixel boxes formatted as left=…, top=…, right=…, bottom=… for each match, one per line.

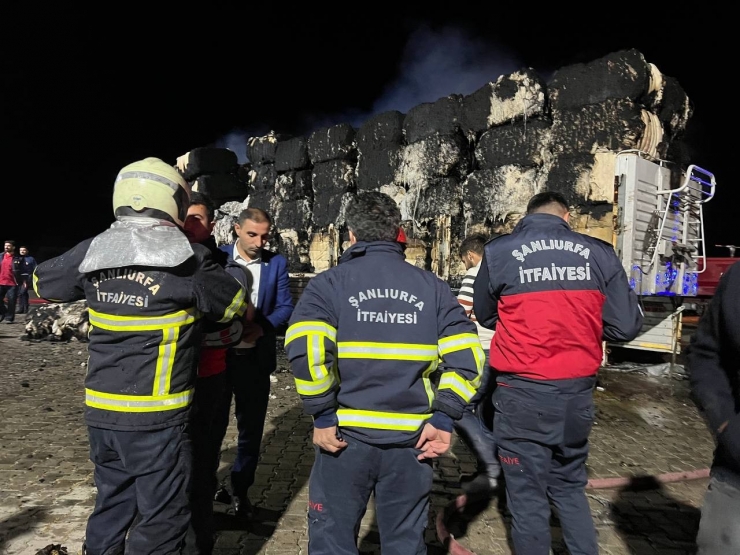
left=611, top=149, right=716, bottom=354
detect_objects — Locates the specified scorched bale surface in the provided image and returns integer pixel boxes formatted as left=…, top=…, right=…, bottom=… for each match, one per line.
left=311, top=160, right=356, bottom=227
left=192, top=173, right=248, bottom=206
left=178, top=147, right=238, bottom=181
left=550, top=98, right=653, bottom=156
left=247, top=133, right=283, bottom=164
left=275, top=136, right=310, bottom=172
left=463, top=166, right=541, bottom=224
left=548, top=48, right=652, bottom=111
left=413, top=177, right=463, bottom=220
left=356, top=148, right=403, bottom=191
left=461, top=68, right=547, bottom=134
left=403, top=95, right=464, bottom=143
left=475, top=119, right=551, bottom=169
left=308, top=123, right=356, bottom=164
left=356, top=110, right=405, bottom=151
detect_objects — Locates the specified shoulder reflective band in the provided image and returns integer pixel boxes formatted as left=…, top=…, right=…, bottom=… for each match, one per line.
left=221, top=284, right=248, bottom=322
left=285, top=321, right=337, bottom=344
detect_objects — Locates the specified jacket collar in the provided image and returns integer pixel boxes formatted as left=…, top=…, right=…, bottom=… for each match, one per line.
left=513, top=213, right=571, bottom=233
left=340, top=241, right=405, bottom=263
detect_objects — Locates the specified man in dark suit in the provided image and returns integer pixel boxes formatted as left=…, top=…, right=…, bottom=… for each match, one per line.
left=217, top=207, right=294, bottom=519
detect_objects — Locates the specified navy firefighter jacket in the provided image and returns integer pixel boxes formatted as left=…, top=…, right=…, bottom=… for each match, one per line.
left=285, top=241, right=484, bottom=447
left=33, top=238, right=248, bottom=431
left=473, top=213, right=643, bottom=381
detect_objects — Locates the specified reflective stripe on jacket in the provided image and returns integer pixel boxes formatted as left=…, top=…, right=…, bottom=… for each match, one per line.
left=33, top=237, right=247, bottom=431
left=285, top=241, right=483, bottom=446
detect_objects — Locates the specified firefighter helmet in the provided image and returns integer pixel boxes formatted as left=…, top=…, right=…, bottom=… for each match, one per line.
left=112, top=157, right=191, bottom=227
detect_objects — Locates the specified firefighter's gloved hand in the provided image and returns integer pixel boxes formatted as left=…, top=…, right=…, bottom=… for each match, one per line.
left=416, top=423, right=452, bottom=460
left=201, top=321, right=243, bottom=348
left=718, top=413, right=740, bottom=467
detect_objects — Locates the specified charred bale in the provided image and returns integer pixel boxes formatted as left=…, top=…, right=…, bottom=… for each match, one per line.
left=400, top=133, right=471, bottom=187
left=644, top=72, right=692, bottom=138
left=403, top=95, right=464, bottom=143
left=273, top=170, right=313, bottom=231
left=275, top=170, right=313, bottom=202
left=544, top=151, right=619, bottom=206
left=308, top=123, right=357, bottom=164
left=356, top=110, right=405, bottom=151
left=356, top=147, right=403, bottom=191
left=249, top=163, right=278, bottom=193
left=549, top=49, right=652, bottom=111
left=312, top=160, right=357, bottom=227
left=247, top=132, right=285, bottom=164
left=414, top=177, right=463, bottom=220
left=461, top=68, right=548, bottom=135
left=275, top=136, right=310, bottom=172
left=551, top=98, right=664, bottom=158
left=191, top=173, right=249, bottom=207
left=177, top=147, right=239, bottom=181
left=463, top=166, right=543, bottom=225
left=475, top=119, right=552, bottom=169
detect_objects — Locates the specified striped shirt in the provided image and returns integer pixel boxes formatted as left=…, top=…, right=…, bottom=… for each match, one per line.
left=457, top=262, right=494, bottom=349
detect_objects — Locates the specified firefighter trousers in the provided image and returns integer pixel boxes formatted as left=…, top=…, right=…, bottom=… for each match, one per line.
left=184, top=372, right=232, bottom=555
left=84, top=424, right=192, bottom=555
left=307, top=436, right=433, bottom=554
left=493, top=375, right=598, bottom=555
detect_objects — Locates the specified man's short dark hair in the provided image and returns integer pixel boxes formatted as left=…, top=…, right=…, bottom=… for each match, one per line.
left=4, top=240, right=15, bottom=247
left=345, top=191, right=401, bottom=243
left=526, top=191, right=569, bottom=215
left=459, top=233, right=489, bottom=258
left=189, top=192, right=216, bottom=222
left=237, top=207, right=272, bottom=227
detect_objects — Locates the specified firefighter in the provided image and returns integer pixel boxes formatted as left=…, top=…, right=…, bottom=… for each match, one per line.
left=473, top=191, right=643, bottom=555
left=285, top=191, right=484, bottom=554
left=33, top=157, right=249, bottom=555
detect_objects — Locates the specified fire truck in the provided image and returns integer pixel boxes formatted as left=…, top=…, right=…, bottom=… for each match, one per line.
left=605, top=149, right=729, bottom=356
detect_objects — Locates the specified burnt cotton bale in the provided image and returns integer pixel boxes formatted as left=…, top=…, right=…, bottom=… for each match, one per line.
left=414, top=177, right=463, bottom=220
left=178, top=147, right=239, bottom=181
left=312, top=160, right=356, bottom=227
left=475, top=119, right=551, bottom=169
left=275, top=170, right=313, bottom=202
left=548, top=48, right=652, bottom=111
left=403, top=95, right=464, bottom=143
left=308, top=123, right=357, bottom=164
left=356, top=110, right=405, bottom=151
left=550, top=98, right=660, bottom=157
left=191, top=173, right=249, bottom=206
left=275, top=136, right=310, bottom=172
left=249, top=163, right=278, bottom=193
left=463, top=166, right=542, bottom=224
left=356, top=147, right=403, bottom=191
left=247, top=132, right=285, bottom=164
left=461, top=68, right=547, bottom=134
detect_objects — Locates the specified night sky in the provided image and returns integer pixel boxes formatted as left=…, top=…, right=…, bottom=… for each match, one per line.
left=2, top=9, right=729, bottom=260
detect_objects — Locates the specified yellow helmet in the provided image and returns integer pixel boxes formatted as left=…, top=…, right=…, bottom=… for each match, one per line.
left=112, top=157, right=191, bottom=227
